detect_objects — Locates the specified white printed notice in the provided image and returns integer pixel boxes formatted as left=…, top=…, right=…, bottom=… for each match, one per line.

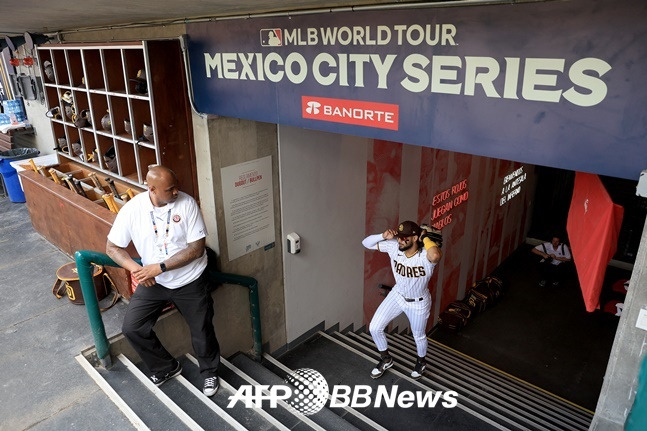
left=221, top=156, right=275, bottom=261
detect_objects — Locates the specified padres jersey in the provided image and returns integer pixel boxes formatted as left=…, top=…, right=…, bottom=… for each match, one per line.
left=378, top=239, right=436, bottom=299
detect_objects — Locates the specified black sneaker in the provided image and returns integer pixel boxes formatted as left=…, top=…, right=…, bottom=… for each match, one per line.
left=203, top=375, right=219, bottom=397
left=150, top=360, right=182, bottom=387
left=411, top=357, right=426, bottom=380
left=370, top=356, right=393, bottom=379
left=538, top=280, right=547, bottom=287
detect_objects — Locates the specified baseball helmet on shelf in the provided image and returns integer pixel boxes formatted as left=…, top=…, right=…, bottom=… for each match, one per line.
left=64, top=104, right=75, bottom=121
left=43, top=60, right=54, bottom=82
left=46, top=106, right=61, bottom=119
left=101, top=110, right=111, bottom=131
left=72, top=109, right=91, bottom=128
left=61, top=90, right=73, bottom=105
left=142, top=122, right=154, bottom=142
left=129, top=69, right=147, bottom=95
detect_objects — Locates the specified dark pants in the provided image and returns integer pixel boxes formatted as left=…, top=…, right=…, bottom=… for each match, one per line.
left=122, top=270, right=220, bottom=378
left=539, top=261, right=568, bottom=284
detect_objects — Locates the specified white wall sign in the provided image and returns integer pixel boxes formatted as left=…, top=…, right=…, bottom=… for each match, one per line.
left=221, top=155, right=275, bottom=261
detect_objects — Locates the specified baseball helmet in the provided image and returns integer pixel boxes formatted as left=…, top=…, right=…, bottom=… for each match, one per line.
left=142, top=122, right=154, bottom=141
left=61, top=90, right=73, bottom=105
left=101, top=110, right=111, bottom=132
left=43, top=60, right=54, bottom=82
left=72, top=109, right=91, bottom=128
left=46, top=106, right=61, bottom=119
left=129, top=69, right=147, bottom=95
left=64, top=104, right=76, bottom=121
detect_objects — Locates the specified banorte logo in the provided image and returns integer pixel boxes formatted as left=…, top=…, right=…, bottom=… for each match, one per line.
left=305, top=101, right=321, bottom=115
left=302, top=96, right=399, bottom=131
left=284, top=368, right=329, bottom=415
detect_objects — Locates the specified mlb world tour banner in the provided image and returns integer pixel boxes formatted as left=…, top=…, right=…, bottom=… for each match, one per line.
left=187, top=0, right=647, bottom=180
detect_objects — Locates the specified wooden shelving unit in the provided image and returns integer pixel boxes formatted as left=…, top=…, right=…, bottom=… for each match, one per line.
left=37, top=39, right=198, bottom=198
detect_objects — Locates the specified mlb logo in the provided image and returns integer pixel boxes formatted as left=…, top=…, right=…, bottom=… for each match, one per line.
left=260, top=29, right=282, bottom=47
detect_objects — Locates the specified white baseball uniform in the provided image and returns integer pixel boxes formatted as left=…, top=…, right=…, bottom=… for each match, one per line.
left=363, top=234, right=437, bottom=357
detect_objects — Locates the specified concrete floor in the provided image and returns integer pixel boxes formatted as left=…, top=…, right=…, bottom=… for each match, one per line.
left=431, top=245, right=626, bottom=411
left=0, top=197, right=134, bottom=431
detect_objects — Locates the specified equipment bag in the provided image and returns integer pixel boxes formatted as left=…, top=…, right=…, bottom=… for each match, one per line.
left=465, top=286, right=489, bottom=314
left=438, top=301, right=473, bottom=332
left=52, top=262, right=119, bottom=311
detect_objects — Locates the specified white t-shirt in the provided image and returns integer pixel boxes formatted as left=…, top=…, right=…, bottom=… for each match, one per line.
left=378, top=239, right=436, bottom=299
left=108, top=191, right=208, bottom=288
left=535, top=242, right=571, bottom=266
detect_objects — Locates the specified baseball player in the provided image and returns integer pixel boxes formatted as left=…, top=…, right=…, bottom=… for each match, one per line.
left=362, top=221, right=442, bottom=380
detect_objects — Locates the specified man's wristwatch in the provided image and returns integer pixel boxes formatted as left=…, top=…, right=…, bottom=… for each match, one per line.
left=160, top=262, right=167, bottom=273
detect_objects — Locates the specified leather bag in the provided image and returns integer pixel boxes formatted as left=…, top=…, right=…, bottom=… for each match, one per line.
left=52, top=262, right=119, bottom=311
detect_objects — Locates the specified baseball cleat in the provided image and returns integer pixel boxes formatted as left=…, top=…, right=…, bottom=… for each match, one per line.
left=411, top=357, right=426, bottom=380
left=371, top=356, right=393, bottom=379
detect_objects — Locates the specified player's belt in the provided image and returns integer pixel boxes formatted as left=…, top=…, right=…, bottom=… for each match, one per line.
left=404, top=296, right=425, bottom=302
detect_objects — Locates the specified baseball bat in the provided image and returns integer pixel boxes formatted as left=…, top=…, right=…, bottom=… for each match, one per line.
left=105, top=177, right=119, bottom=196
left=88, top=172, right=102, bottom=189
left=73, top=179, right=88, bottom=198
left=49, top=168, right=62, bottom=185
left=102, top=193, right=119, bottom=213
left=28, top=159, right=38, bottom=172
left=126, top=188, right=135, bottom=199
left=63, top=175, right=76, bottom=192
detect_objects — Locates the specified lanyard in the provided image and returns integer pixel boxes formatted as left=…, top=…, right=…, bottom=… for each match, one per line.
left=150, top=208, right=172, bottom=256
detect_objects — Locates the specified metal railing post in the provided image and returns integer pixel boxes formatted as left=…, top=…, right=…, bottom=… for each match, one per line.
left=74, top=250, right=263, bottom=367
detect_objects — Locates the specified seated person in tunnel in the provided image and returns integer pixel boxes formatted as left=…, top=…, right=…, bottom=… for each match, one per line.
left=531, top=235, right=572, bottom=287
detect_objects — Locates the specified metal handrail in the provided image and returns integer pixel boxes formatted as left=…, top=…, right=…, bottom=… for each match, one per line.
left=74, top=250, right=262, bottom=367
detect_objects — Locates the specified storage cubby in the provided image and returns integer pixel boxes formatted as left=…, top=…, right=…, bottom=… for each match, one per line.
left=89, top=93, right=109, bottom=133
left=124, top=49, right=147, bottom=96
left=103, top=49, right=126, bottom=94
left=138, top=145, right=158, bottom=173
left=108, top=95, right=129, bottom=138
left=95, top=135, right=114, bottom=172
left=38, top=40, right=198, bottom=197
left=51, top=122, right=66, bottom=151
left=66, top=50, right=84, bottom=87
left=80, top=130, right=97, bottom=163
left=52, top=50, right=69, bottom=86
left=130, top=98, right=151, bottom=142
left=83, top=50, right=104, bottom=90
left=115, top=141, right=137, bottom=180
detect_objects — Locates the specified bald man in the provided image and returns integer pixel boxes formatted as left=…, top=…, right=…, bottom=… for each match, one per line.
left=107, top=166, right=220, bottom=396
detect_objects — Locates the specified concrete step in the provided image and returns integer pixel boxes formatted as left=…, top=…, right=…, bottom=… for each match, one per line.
left=260, top=352, right=389, bottom=431
left=344, top=330, right=590, bottom=431
left=231, top=352, right=364, bottom=431
left=179, top=354, right=281, bottom=431
left=216, top=355, right=317, bottom=431
left=387, top=332, right=592, bottom=427
left=277, top=331, right=504, bottom=431
left=94, top=355, right=197, bottom=431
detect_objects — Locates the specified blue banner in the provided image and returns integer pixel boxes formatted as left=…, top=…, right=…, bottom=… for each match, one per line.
left=187, top=0, right=647, bottom=180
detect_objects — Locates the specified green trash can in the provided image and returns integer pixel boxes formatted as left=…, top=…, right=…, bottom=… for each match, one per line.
left=0, top=148, right=40, bottom=203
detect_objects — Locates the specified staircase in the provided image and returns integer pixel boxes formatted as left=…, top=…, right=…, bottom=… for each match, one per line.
left=77, top=327, right=594, bottom=431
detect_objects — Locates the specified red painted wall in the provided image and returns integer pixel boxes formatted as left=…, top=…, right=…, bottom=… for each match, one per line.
left=364, top=141, right=536, bottom=328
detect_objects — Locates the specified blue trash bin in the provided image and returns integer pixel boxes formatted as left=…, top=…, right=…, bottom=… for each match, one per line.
left=0, top=148, right=40, bottom=203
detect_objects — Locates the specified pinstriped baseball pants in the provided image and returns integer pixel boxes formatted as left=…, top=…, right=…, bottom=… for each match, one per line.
left=369, top=291, right=431, bottom=357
